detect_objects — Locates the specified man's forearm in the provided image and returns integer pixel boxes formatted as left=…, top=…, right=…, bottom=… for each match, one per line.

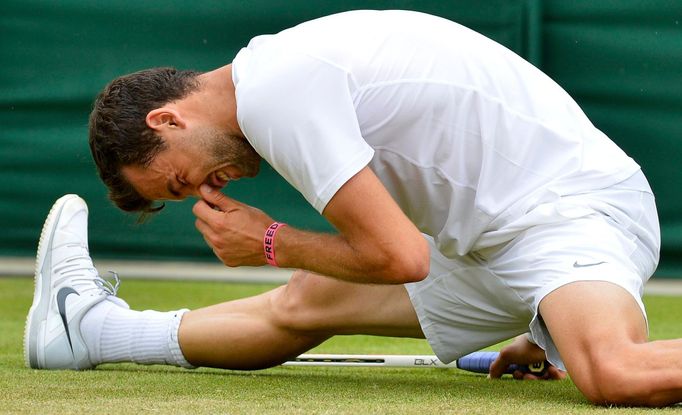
left=273, top=225, right=428, bottom=284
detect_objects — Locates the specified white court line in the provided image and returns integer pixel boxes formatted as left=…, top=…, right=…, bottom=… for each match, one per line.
left=1, top=256, right=681, bottom=295
left=0, top=256, right=290, bottom=284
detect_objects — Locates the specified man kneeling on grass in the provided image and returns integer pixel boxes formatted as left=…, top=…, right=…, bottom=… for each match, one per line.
left=26, top=10, right=676, bottom=406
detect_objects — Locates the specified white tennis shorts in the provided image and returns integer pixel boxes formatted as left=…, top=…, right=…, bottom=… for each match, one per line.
left=405, top=171, right=660, bottom=370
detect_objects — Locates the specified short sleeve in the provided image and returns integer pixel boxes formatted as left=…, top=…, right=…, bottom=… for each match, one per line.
left=234, top=48, right=374, bottom=213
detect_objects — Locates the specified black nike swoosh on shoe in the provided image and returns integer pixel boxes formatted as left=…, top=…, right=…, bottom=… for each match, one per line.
left=57, top=287, right=80, bottom=355
left=573, top=261, right=607, bottom=268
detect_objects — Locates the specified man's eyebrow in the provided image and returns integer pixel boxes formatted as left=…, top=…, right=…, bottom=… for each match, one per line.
left=166, top=180, right=181, bottom=198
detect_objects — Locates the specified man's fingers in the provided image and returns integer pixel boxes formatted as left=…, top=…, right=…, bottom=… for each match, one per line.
left=488, top=354, right=510, bottom=379
left=192, top=199, right=220, bottom=221
left=199, top=184, right=237, bottom=211
left=194, top=217, right=211, bottom=237
left=490, top=353, right=565, bottom=381
left=513, top=365, right=565, bottom=381
left=547, top=366, right=567, bottom=380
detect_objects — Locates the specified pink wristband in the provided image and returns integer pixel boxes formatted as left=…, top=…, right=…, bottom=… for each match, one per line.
left=264, top=222, right=287, bottom=267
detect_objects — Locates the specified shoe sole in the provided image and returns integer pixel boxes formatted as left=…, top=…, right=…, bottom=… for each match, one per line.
left=24, top=194, right=81, bottom=369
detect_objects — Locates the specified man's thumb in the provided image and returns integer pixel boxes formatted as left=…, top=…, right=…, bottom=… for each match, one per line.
left=199, top=184, right=229, bottom=210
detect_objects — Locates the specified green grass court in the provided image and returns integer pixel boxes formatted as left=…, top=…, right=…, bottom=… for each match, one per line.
left=2, top=276, right=681, bottom=414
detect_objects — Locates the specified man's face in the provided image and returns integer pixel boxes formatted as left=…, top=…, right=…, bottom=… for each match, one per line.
left=122, top=126, right=261, bottom=201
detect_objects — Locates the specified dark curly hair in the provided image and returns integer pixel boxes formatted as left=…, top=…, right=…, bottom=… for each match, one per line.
left=88, top=67, right=202, bottom=220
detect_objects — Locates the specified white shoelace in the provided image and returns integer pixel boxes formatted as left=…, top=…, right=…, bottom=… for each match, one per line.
left=52, top=243, right=121, bottom=297
left=95, top=271, right=120, bottom=296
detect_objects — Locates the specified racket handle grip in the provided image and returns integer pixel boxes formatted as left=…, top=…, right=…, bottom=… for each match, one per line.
left=457, top=351, right=549, bottom=376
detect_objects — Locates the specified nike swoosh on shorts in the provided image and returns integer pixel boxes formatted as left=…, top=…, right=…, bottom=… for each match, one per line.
left=573, top=261, right=607, bottom=268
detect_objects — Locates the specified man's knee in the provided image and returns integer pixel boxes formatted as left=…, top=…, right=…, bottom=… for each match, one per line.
left=539, top=281, right=656, bottom=405
left=575, top=347, right=659, bottom=406
left=269, top=270, right=329, bottom=332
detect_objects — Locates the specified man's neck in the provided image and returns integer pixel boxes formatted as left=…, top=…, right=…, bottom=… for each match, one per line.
left=196, top=64, right=242, bottom=137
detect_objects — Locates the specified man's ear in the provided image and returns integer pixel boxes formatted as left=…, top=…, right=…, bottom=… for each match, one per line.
left=146, top=108, right=187, bottom=131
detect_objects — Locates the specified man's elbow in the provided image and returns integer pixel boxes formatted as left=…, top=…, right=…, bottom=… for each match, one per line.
left=382, top=238, right=430, bottom=284
left=399, top=254, right=430, bottom=283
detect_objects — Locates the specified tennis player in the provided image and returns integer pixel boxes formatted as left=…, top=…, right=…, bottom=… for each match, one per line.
left=26, top=10, right=674, bottom=406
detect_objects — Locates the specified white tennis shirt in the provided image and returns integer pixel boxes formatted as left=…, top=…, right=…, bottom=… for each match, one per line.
left=232, top=10, right=640, bottom=258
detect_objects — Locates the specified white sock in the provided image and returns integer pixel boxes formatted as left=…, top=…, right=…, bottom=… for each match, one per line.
left=80, top=298, right=194, bottom=368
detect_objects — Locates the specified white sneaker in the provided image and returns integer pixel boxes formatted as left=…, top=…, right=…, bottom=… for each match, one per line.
left=24, top=194, right=119, bottom=370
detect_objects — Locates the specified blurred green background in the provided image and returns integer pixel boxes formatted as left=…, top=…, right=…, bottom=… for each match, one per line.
left=1, top=0, right=681, bottom=275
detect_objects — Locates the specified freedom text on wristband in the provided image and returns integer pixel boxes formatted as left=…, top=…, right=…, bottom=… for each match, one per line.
left=264, top=222, right=287, bottom=267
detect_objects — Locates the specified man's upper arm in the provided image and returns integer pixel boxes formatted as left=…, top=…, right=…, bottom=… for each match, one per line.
left=322, top=166, right=429, bottom=283
left=235, top=51, right=373, bottom=212
left=236, top=49, right=429, bottom=282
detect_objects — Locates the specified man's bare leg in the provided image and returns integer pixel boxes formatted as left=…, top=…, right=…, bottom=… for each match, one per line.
left=179, top=270, right=424, bottom=370
left=539, top=281, right=682, bottom=406
left=25, top=195, right=421, bottom=371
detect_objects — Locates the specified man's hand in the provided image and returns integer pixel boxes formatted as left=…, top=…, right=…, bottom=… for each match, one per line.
left=489, top=334, right=567, bottom=380
left=193, top=184, right=275, bottom=267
